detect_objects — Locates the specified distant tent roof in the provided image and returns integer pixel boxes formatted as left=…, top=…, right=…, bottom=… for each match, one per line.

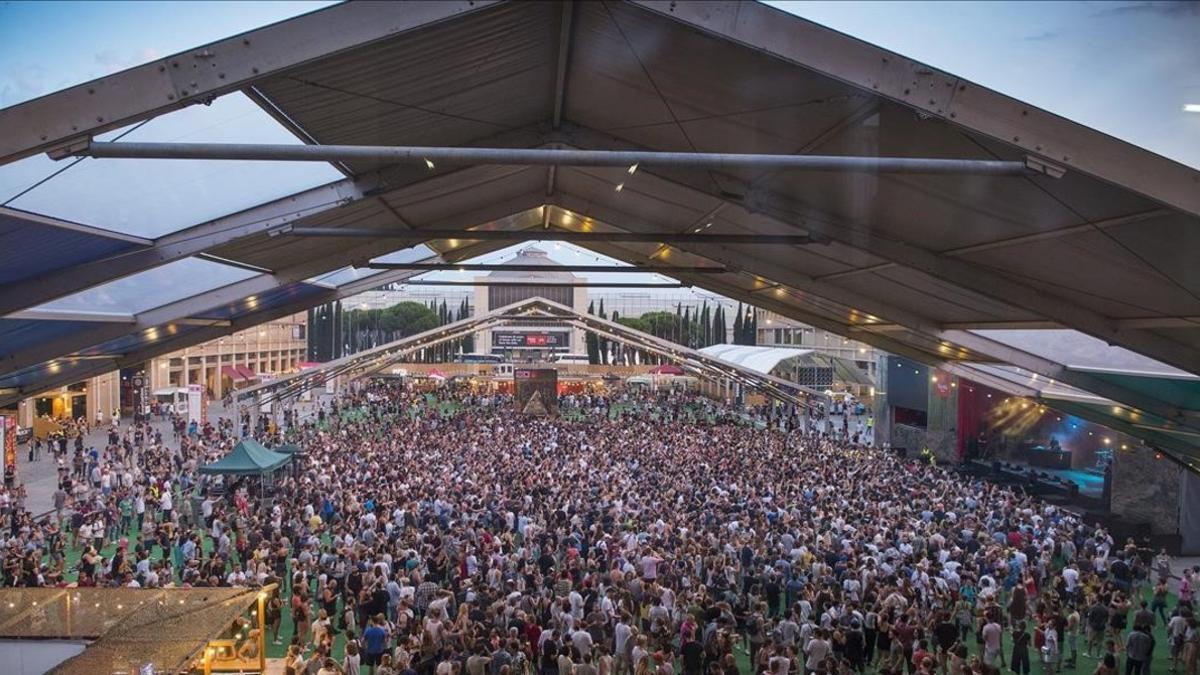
left=199, top=439, right=290, bottom=475
left=699, top=344, right=815, bottom=375
left=649, top=364, right=685, bottom=375
left=698, top=344, right=873, bottom=386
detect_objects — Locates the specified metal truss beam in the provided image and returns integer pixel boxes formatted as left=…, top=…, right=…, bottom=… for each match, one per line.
left=242, top=296, right=819, bottom=408
left=70, top=140, right=1038, bottom=176
left=364, top=263, right=726, bottom=274
left=0, top=1, right=499, bottom=165
left=5, top=309, right=135, bottom=323
left=552, top=2, right=575, bottom=130
left=285, top=227, right=817, bottom=245
left=629, top=0, right=1200, bottom=218
left=401, top=281, right=686, bottom=289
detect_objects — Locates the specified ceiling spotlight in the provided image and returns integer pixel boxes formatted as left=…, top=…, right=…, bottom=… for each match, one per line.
left=1184, top=104, right=1200, bottom=113
left=627, top=163, right=639, bottom=175
left=424, top=158, right=435, bottom=170
left=614, top=183, right=625, bottom=192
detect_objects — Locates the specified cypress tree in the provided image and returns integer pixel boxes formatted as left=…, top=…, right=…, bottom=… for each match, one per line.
left=586, top=301, right=599, bottom=364
left=733, top=303, right=744, bottom=345
left=598, top=299, right=608, bottom=364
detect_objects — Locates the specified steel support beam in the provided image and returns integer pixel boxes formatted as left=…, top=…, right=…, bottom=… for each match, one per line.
left=5, top=309, right=135, bottom=323
left=364, top=263, right=727, bottom=273
left=68, top=141, right=1039, bottom=176
left=0, top=1, right=499, bottom=166
left=399, top=281, right=686, bottom=289
left=629, top=0, right=1200, bottom=217
left=285, top=226, right=816, bottom=245
left=552, top=2, right=575, bottom=129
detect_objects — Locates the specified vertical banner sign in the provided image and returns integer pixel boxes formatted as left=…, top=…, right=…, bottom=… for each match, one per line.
left=2, top=416, right=15, bottom=474
left=513, top=369, right=559, bottom=417
left=187, top=384, right=203, bottom=426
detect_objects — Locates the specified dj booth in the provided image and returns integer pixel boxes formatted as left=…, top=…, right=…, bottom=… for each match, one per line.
left=1025, top=444, right=1072, bottom=469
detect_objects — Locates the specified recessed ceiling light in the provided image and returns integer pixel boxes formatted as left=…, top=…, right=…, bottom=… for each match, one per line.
left=1185, top=104, right=1200, bottom=113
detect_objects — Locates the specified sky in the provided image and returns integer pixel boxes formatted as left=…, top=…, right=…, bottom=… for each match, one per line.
left=0, top=0, right=1197, bottom=241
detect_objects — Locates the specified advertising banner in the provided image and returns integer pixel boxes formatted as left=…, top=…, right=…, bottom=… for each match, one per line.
left=514, top=369, right=558, bottom=417
left=187, top=384, right=203, bottom=426
left=2, top=416, right=15, bottom=476
left=493, top=332, right=568, bottom=348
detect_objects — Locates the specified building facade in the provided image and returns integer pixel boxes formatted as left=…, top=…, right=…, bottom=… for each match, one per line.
left=472, top=247, right=588, bottom=359
left=15, top=313, right=307, bottom=428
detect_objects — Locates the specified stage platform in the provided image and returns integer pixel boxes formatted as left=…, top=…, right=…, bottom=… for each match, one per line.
left=964, top=459, right=1105, bottom=500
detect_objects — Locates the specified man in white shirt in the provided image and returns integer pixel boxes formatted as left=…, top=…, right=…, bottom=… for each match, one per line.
left=805, top=630, right=831, bottom=672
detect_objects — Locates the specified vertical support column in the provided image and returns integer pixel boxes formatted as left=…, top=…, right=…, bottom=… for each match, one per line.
left=1110, top=447, right=1181, bottom=537
left=926, top=371, right=959, bottom=463
left=872, top=354, right=892, bottom=448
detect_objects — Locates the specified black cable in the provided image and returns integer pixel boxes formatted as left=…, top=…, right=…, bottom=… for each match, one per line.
left=2, top=119, right=152, bottom=207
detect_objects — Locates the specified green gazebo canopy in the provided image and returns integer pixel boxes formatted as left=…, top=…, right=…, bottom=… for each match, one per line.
left=199, top=439, right=291, bottom=476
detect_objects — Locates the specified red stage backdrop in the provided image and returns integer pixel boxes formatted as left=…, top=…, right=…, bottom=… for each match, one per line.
left=956, top=380, right=997, bottom=459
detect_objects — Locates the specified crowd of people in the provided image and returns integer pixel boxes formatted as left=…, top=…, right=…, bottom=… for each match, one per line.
left=0, top=383, right=1196, bottom=675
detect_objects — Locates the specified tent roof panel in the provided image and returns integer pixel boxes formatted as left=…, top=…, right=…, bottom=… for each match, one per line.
left=0, top=319, right=113, bottom=359
left=199, top=438, right=290, bottom=475
left=251, top=2, right=557, bottom=174
left=36, top=257, right=258, bottom=315
left=698, top=344, right=814, bottom=375
left=1, top=94, right=340, bottom=238
left=0, top=207, right=144, bottom=286
left=971, top=329, right=1195, bottom=380
left=190, top=281, right=330, bottom=321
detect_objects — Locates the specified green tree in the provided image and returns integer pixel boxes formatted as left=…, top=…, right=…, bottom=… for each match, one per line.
left=586, top=301, right=599, bottom=364
left=713, top=305, right=726, bottom=345
left=597, top=299, right=609, bottom=365
left=733, top=303, right=744, bottom=345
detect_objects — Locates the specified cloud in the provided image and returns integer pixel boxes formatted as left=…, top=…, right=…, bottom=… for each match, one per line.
left=92, top=46, right=162, bottom=74
left=1021, top=30, right=1060, bottom=41
left=0, top=62, right=51, bottom=108
left=1090, top=1, right=1200, bottom=18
